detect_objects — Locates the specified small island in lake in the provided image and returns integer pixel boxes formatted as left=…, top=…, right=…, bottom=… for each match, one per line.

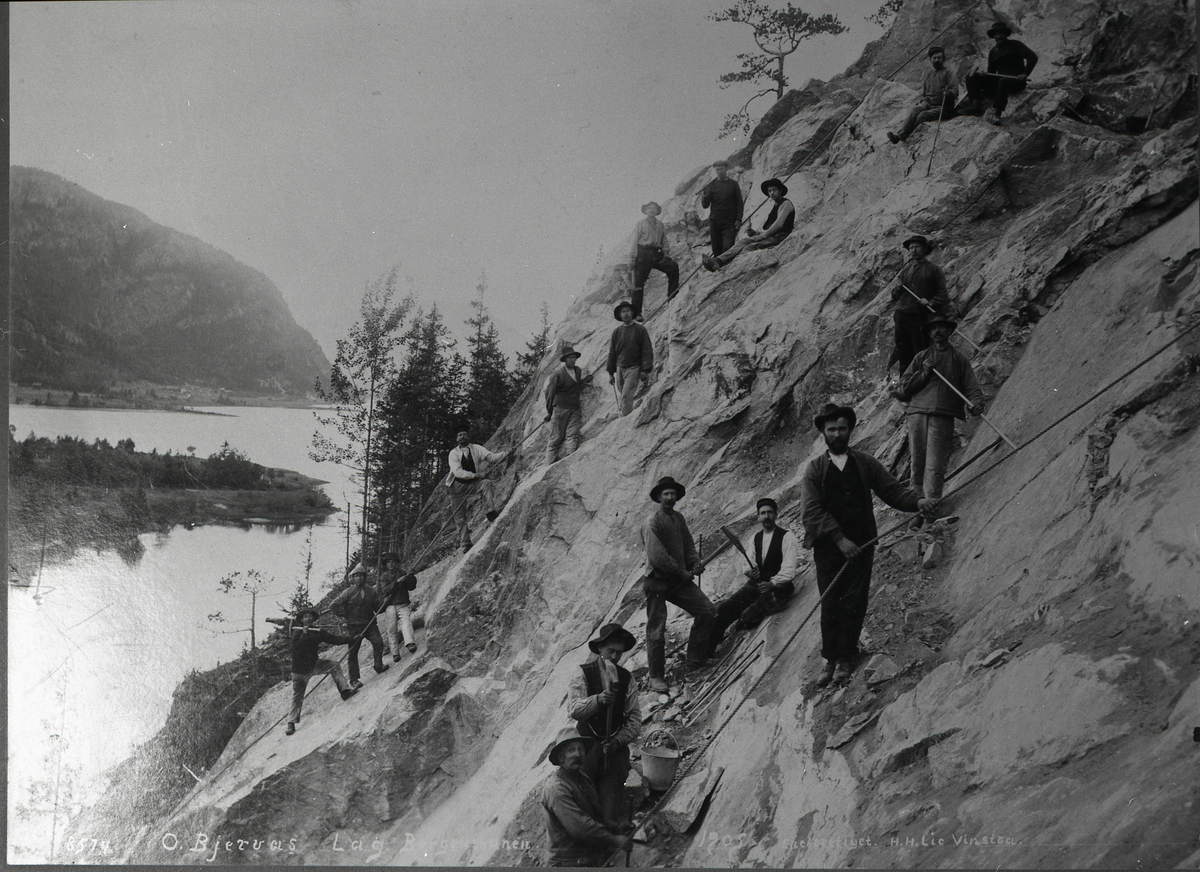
left=8, top=434, right=337, bottom=579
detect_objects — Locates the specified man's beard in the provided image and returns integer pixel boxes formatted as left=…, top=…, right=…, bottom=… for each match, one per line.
left=826, top=437, right=849, bottom=454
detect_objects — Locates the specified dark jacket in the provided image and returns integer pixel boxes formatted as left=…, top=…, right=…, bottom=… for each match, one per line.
left=541, top=768, right=624, bottom=866
left=800, top=449, right=922, bottom=548
left=701, top=177, right=744, bottom=223
left=607, top=321, right=653, bottom=374
left=378, top=570, right=418, bottom=607
left=545, top=363, right=584, bottom=413
left=290, top=626, right=351, bottom=675
left=329, top=584, right=382, bottom=626
left=891, top=260, right=949, bottom=313
left=640, top=506, right=698, bottom=585
left=988, top=39, right=1038, bottom=78
left=897, top=343, right=984, bottom=420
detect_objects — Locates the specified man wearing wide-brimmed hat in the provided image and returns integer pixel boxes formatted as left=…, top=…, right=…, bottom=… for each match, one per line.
left=567, top=623, right=642, bottom=821
left=702, top=178, right=794, bottom=271
left=801, top=405, right=935, bottom=687
left=285, top=607, right=358, bottom=736
left=544, top=344, right=585, bottom=464
left=329, top=563, right=389, bottom=686
left=628, top=201, right=679, bottom=318
left=892, top=311, right=984, bottom=512
left=606, top=301, right=654, bottom=417
left=887, top=46, right=958, bottom=144
left=540, top=724, right=632, bottom=866
left=376, top=552, right=418, bottom=662
left=699, top=159, right=744, bottom=256
left=888, top=234, right=950, bottom=374
left=640, top=476, right=716, bottom=693
left=446, top=426, right=506, bottom=553
left=961, top=22, right=1038, bottom=124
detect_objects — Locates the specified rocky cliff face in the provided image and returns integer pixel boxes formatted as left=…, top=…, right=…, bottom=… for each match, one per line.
left=118, top=0, right=1197, bottom=866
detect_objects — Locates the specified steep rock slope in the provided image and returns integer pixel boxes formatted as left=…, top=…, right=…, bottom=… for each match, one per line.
left=121, top=0, right=1197, bottom=866
left=9, top=166, right=329, bottom=395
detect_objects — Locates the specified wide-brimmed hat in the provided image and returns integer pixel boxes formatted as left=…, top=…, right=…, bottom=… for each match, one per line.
left=650, top=475, right=687, bottom=502
left=987, top=22, right=1012, bottom=37
left=756, top=497, right=778, bottom=512
left=547, top=724, right=596, bottom=766
left=923, top=312, right=959, bottom=334
left=295, top=607, right=320, bottom=623
left=813, top=403, right=857, bottom=432
left=760, top=178, right=788, bottom=197
left=560, top=344, right=581, bottom=362
left=614, top=301, right=635, bottom=320
left=641, top=202, right=662, bottom=215
left=588, top=623, right=637, bottom=654
left=903, top=234, right=935, bottom=252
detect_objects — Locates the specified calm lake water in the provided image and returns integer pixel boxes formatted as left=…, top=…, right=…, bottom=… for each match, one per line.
left=7, top=405, right=356, bottom=861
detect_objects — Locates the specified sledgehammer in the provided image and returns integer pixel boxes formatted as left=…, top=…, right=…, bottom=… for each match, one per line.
left=720, top=525, right=756, bottom=570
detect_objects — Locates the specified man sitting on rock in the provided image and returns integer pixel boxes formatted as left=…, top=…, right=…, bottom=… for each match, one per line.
left=961, top=22, right=1038, bottom=125
left=286, top=607, right=358, bottom=736
left=329, top=563, right=388, bottom=687
left=708, top=497, right=800, bottom=652
left=567, top=623, right=642, bottom=824
left=702, top=179, right=794, bottom=271
left=887, top=46, right=957, bottom=144
left=541, top=725, right=633, bottom=867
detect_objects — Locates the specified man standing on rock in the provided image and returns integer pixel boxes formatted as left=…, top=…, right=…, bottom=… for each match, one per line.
left=962, top=22, right=1038, bottom=125
left=640, top=475, right=716, bottom=693
left=568, top=623, right=642, bottom=823
left=887, top=46, right=958, bottom=144
left=447, top=427, right=505, bottom=553
left=607, top=302, right=653, bottom=417
left=329, top=563, right=389, bottom=687
left=541, top=725, right=633, bottom=867
left=545, top=345, right=585, bottom=464
left=892, top=313, right=984, bottom=516
left=702, top=179, right=794, bottom=271
left=285, top=607, right=358, bottom=736
left=699, top=159, right=744, bottom=257
left=377, top=552, right=418, bottom=661
left=888, top=234, right=950, bottom=375
left=801, top=405, right=936, bottom=687
left=629, top=201, right=679, bottom=319
left=709, top=497, right=800, bottom=652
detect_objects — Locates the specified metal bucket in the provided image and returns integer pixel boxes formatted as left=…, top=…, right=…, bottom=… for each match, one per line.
left=640, top=729, right=680, bottom=791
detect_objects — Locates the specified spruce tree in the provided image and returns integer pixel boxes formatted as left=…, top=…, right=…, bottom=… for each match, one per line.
left=463, top=274, right=515, bottom=441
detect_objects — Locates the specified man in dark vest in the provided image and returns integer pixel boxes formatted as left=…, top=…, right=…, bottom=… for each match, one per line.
left=540, top=725, right=632, bottom=866
left=699, top=159, right=744, bottom=257
left=701, top=178, right=794, bottom=271
left=800, top=404, right=936, bottom=687
left=962, top=22, right=1038, bottom=125
left=544, top=344, right=585, bottom=464
left=708, top=497, right=801, bottom=652
left=888, top=234, right=950, bottom=374
left=567, top=623, right=642, bottom=823
left=446, top=427, right=505, bottom=553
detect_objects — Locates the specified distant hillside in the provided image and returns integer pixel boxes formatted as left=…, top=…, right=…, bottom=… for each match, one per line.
left=9, top=166, right=330, bottom=395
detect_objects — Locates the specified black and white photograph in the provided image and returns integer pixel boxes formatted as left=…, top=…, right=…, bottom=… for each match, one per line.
left=7, top=0, right=1199, bottom=866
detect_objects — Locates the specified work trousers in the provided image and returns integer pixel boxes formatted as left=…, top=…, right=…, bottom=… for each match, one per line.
left=643, top=576, right=716, bottom=677
left=449, top=478, right=495, bottom=548
left=546, top=406, right=582, bottom=463
left=345, top=620, right=386, bottom=682
left=964, top=72, right=1027, bottom=116
left=907, top=412, right=956, bottom=500
left=633, top=246, right=679, bottom=313
left=897, top=103, right=954, bottom=140
left=582, top=741, right=631, bottom=825
left=715, top=232, right=786, bottom=266
left=709, top=580, right=796, bottom=652
left=614, top=365, right=642, bottom=417
left=381, top=603, right=415, bottom=657
left=892, top=309, right=930, bottom=373
left=290, top=659, right=348, bottom=723
left=813, top=545, right=875, bottom=664
left=709, top=218, right=739, bottom=257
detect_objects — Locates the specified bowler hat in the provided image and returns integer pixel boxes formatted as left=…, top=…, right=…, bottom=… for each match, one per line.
left=641, top=202, right=662, bottom=215
left=295, top=607, right=320, bottom=623
left=588, top=623, right=637, bottom=655
left=650, top=475, right=687, bottom=502
left=756, top=497, right=778, bottom=512
left=903, top=234, right=935, bottom=252
left=923, top=312, right=959, bottom=334
left=987, top=22, right=1012, bottom=37
left=547, top=724, right=596, bottom=766
left=812, top=403, right=857, bottom=432
left=760, top=178, right=788, bottom=197
left=560, top=345, right=582, bottom=362
left=614, top=301, right=635, bottom=320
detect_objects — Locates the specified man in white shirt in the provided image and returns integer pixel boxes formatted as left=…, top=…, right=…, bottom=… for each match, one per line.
left=708, top=497, right=800, bottom=652
left=446, top=428, right=505, bottom=553
left=628, top=201, right=679, bottom=318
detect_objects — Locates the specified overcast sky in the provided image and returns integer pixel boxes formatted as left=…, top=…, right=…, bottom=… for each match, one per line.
left=11, top=0, right=885, bottom=359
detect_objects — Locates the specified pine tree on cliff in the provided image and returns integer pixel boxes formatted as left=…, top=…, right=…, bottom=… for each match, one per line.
left=463, top=273, right=515, bottom=442
left=512, top=302, right=552, bottom=397
left=709, top=0, right=847, bottom=138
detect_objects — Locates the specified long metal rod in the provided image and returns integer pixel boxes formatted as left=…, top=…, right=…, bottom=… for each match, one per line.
left=930, top=367, right=1018, bottom=450
left=902, top=285, right=983, bottom=353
